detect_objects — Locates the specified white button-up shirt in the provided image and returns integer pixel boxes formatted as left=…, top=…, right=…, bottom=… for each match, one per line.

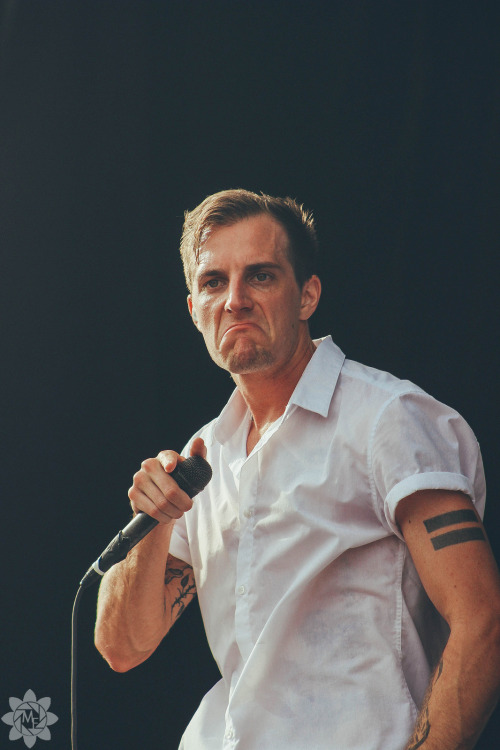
left=170, top=336, right=485, bottom=750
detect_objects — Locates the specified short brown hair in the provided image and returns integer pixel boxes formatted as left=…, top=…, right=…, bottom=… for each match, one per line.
left=180, top=188, right=318, bottom=291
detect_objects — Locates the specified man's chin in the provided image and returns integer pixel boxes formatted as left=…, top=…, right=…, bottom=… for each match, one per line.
left=217, top=343, right=274, bottom=375
left=229, top=358, right=272, bottom=375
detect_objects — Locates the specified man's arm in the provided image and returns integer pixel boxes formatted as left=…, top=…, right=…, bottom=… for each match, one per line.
left=396, top=489, right=500, bottom=749
left=94, top=439, right=205, bottom=672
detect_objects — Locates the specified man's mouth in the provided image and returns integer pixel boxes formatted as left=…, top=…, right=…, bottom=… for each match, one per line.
left=221, top=322, right=259, bottom=341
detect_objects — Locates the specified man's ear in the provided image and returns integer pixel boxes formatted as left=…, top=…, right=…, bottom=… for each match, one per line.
left=187, top=295, right=199, bottom=328
left=299, top=275, right=321, bottom=321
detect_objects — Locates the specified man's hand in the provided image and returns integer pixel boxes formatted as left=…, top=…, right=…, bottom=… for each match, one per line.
left=128, top=437, right=206, bottom=524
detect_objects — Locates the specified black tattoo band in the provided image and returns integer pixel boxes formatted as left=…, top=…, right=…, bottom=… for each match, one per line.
left=423, top=509, right=477, bottom=533
left=431, top=527, right=485, bottom=550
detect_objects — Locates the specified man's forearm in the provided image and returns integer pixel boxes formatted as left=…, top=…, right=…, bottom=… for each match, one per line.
left=94, top=522, right=175, bottom=672
left=405, top=620, right=500, bottom=749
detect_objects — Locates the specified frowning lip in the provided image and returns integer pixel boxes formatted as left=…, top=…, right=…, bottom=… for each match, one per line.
left=221, top=322, right=260, bottom=339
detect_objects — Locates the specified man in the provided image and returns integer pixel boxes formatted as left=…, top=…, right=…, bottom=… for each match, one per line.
left=95, top=189, right=500, bottom=749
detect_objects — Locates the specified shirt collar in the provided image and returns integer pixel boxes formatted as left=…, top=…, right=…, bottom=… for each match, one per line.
left=288, top=335, right=345, bottom=418
left=213, top=335, right=345, bottom=445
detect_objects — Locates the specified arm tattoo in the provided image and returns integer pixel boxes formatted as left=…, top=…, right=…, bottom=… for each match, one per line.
left=407, top=708, right=431, bottom=749
left=431, top=527, right=485, bottom=550
left=435, top=658, right=443, bottom=683
left=423, top=509, right=477, bottom=533
left=165, top=560, right=196, bottom=622
left=406, top=659, right=443, bottom=749
left=423, top=509, right=485, bottom=551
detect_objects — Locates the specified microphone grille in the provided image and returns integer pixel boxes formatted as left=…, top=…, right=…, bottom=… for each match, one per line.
left=173, top=454, right=212, bottom=498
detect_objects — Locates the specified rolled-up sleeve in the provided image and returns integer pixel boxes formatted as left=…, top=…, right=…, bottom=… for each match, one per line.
left=369, top=390, right=486, bottom=539
left=169, top=512, right=192, bottom=565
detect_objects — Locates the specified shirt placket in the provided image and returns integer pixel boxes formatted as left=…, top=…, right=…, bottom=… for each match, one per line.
left=223, top=415, right=288, bottom=747
left=233, top=451, right=259, bottom=663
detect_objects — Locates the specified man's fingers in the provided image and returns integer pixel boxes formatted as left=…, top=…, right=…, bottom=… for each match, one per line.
left=128, top=476, right=194, bottom=521
left=190, top=437, right=207, bottom=458
left=128, top=442, right=207, bottom=524
left=156, top=449, right=181, bottom=473
left=128, top=452, right=194, bottom=523
left=156, top=439, right=206, bottom=473
left=128, top=483, right=191, bottom=522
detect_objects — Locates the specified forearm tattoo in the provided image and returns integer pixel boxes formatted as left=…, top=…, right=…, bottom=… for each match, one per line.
left=406, top=660, right=443, bottom=750
left=165, top=558, right=196, bottom=622
left=423, top=509, right=485, bottom=551
left=407, top=708, right=431, bottom=749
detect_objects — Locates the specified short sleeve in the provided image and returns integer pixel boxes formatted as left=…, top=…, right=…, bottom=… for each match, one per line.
left=370, top=391, right=486, bottom=539
left=169, top=513, right=192, bottom=565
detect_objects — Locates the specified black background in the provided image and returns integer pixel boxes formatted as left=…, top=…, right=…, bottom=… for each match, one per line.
left=1, top=2, right=499, bottom=748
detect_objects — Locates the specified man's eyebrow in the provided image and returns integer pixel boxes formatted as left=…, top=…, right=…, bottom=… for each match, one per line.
left=197, top=268, right=225, bottom=281
left=244, top=262, right=283, bottom=274
left=197, top=261, right=283, bottom=281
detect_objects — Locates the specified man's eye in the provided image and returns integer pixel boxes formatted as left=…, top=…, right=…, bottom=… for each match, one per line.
left=205, top=278, right=220, bottom=289
left=254, top=272, right=270, bottom=282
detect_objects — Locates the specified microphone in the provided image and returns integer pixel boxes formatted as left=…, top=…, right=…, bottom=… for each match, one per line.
left=79, top=454, right=212, bottom=588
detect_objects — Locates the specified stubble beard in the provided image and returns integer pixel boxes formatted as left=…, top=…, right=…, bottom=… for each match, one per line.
left=216, top=337, right=275, bottom=375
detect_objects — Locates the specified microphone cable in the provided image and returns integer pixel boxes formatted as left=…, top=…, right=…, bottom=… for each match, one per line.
left=71, top=585, right=85, bottom=750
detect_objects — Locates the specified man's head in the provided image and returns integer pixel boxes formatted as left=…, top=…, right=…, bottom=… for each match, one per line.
left=180, top=189, right=319, bottom=293
left=183, top=193, right=322, bottom=379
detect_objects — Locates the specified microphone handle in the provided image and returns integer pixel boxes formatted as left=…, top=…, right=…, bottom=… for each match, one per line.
left=84, top=513, right=159, bottom=584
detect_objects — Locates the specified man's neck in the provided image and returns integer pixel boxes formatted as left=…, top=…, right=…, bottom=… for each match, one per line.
left=233, top=336, right=317, bottom=434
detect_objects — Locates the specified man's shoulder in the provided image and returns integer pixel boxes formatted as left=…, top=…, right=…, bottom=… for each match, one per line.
left=339, top=356, right=424, bottom=402
left=314, top=336, right=424, bottom=404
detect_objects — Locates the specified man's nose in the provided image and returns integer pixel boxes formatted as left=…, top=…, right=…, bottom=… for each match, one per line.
left=224, top=279, right=253, bottom=313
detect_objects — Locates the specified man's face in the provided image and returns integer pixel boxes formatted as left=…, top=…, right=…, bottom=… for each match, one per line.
left=188, top=214, right=319, bottom=377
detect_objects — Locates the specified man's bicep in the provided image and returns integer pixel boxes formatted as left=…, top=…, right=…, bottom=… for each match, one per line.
left=164, top=553, right=197, bottom=625
left=396, top=489, right=500, bottom=625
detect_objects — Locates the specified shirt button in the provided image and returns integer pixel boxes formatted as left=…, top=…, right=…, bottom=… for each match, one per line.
left=237, top=585, right=246, bottom=595
left=225, top=727, right=235, bottom=740
left=243, top=507, right=253, bottom=518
